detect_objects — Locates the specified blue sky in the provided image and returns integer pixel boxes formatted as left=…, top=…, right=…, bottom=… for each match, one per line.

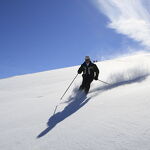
left=0, top=0, right=149, bottom=78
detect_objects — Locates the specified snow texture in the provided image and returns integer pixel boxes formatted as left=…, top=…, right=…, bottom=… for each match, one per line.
left=0, top=52, right=150, bottom=150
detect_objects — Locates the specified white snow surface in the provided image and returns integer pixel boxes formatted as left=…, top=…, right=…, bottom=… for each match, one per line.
left=0, top=53, right=150, bottom=150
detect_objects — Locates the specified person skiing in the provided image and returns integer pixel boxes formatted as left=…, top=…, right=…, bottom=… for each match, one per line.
left=78, top=56, right=99, bottom=94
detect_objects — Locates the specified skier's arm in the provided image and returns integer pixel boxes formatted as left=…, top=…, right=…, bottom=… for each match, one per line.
left=94, top=65, right=99, bottom=80
left=78, top=65, right=83, bottom=74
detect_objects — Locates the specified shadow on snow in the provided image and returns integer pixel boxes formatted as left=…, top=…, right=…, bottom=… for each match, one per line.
left=37, top=91, right=89, bottom=138
left=91, top=74, right=149, bottom=96
left=37, top=74, right=149, bottom=138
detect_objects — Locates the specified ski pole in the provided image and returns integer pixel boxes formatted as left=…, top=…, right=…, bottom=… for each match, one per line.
left=53, top=74, right=78, bottom=115
left=98, top=79, right=110, bottom=85
left=60, top=74, right=78, bottom=100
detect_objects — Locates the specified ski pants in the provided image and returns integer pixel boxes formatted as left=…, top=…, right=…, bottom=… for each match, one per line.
left=79, top=76, right=93, bottom=93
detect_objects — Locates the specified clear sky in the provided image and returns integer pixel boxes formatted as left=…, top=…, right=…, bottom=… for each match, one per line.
left=0, top=0, right=149, bottom=78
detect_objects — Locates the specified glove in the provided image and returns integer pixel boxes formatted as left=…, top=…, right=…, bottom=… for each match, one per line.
left=94, top=76, right=98, bottom=80
left=78, top=71, right=81, bottom=74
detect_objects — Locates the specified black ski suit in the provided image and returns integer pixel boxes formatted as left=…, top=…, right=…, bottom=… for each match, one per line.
left=78, top=61, right=99, bottom=93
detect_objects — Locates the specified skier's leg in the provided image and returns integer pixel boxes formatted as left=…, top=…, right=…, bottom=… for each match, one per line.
left=79, top=77, right=86, bottom=91
left=84, top=78, right=93, bottom=94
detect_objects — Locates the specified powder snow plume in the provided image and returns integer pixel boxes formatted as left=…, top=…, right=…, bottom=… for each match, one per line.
left=91, top=52, right=150, bottom=93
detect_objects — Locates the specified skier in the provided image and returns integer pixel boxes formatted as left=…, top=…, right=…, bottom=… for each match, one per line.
left=78, top=56, right=99, bottom=94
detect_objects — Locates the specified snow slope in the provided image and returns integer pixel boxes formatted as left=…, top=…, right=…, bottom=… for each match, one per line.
left=0, top=53, right=150, bottom=150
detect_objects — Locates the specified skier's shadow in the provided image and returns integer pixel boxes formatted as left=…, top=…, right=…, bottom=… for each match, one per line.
left=37, top=74, right=149, bottom=138
left=37, top=91, right=90, bottom=138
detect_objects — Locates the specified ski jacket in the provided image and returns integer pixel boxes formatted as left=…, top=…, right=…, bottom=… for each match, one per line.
left=78, top=62, right=99, bottom=79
